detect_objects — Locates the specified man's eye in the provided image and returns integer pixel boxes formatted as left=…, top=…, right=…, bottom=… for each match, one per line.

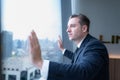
left=71, top=25, right=76, bottom=27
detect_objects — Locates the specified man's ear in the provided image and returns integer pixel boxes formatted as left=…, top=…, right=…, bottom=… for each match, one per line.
left=82, top=25, right=88, bottom=32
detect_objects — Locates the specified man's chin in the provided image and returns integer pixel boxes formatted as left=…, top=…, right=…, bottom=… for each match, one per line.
left=69, top=38, right=73, bottom=41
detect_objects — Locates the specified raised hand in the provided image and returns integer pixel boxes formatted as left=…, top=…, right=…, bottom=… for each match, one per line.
left=58, top=35, right=64, bottom=52
left=29, top=30, right=43, bottom=69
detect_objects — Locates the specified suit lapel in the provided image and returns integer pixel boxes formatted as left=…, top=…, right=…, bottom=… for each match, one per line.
left=73, top=47, right=83, bottom=63
left=73, top=34, right=92, bottom=63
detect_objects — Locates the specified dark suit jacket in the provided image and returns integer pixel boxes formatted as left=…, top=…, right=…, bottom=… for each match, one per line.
left=48, top=34, right=109, bottom=80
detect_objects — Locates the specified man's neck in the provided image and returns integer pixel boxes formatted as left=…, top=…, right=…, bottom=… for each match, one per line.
left=76, top=33, right=88, bottom=48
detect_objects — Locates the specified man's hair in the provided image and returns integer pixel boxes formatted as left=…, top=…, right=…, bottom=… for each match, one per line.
left=69, top=13, right=90, bottom=32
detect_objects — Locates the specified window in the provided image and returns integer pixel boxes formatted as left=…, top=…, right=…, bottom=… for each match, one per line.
left=12, top=68, right=14, bottom=71
left=2, top=0, right=62, bottom=79
left=2, top=0, right=62, bottom=61
left=8, top=75, right=16, bottom=80
left=20, top=71, right=27, bottom=80
left=16, top=69, right=19, bottom=71
left=30, top=72, right=34, bottom=80
left=3, top=68, right=6, bottom=70
left=2, top=74, right=5, bottom=80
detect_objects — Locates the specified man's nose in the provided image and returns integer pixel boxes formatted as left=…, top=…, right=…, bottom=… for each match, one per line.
left=66, top=27, right=70, bottom=32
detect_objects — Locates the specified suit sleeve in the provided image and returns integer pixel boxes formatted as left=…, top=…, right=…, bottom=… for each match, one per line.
left=64, top=49, right=74, bottom=60
left=47, top=41, right=109, bottom=80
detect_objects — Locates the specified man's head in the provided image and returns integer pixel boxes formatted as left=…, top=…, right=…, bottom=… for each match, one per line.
left=67, top=13, right=90, bottom=44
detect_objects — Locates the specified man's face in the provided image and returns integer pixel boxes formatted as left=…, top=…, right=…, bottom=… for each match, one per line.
left=66, top=17, right=85, bottom=42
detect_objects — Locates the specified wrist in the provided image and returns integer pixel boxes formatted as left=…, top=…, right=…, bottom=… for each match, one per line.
left=61, top=48, right=64, bottom=52
left=35, top=59, right=43, bottom=69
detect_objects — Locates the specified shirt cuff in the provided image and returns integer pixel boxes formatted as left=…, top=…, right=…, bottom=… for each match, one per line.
left=62, top=49, right=66, bottom=54
left=40, top=60, right=49, bottom=80
left=39, top=77, right=46, bottom=80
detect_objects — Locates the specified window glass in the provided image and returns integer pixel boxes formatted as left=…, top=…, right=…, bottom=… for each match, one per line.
left=2, top=74, right=6, bottom=80
left=2, top=0, right=62, bottom=61
left=8, top=75, right=16, bottom=80
left=2, top=0, right=62, bottom=79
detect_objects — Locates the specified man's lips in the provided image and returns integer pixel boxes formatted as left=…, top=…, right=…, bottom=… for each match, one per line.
left=68, top=33, right=72, bottom=37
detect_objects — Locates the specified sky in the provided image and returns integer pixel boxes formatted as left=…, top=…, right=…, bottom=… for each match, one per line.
left=2, top=0, right=62, bottom=41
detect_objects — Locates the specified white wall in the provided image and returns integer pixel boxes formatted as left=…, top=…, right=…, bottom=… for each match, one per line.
left=71, top=0, right=120, bottom=54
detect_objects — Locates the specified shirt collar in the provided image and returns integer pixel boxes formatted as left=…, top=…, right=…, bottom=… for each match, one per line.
left=77, top=35, right=87, bottom=48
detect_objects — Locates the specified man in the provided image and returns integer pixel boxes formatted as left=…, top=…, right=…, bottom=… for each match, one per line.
left=29, top=13, right=109, bottom=80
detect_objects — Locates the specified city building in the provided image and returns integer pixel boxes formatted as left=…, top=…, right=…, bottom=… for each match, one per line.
left=1, top=31, right=13, bottom=59
left=2, top=55, right=41, bottom=80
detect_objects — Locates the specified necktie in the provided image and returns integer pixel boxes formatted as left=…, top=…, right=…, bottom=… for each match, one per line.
left=71, top=47, right=79, bottom=63
left=75, top=47, right=79, bottom=53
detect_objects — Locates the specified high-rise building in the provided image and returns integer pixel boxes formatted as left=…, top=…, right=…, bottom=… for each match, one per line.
left=2, top=56, right=41, bottom=80
left=1, top=31, right=13, bottom=59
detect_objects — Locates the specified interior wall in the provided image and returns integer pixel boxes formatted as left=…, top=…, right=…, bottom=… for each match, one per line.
left=71, top=0, right=120, bottom=54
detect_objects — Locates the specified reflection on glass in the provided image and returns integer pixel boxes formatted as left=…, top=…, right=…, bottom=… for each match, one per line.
left=1, top=0, right=62, bottom=80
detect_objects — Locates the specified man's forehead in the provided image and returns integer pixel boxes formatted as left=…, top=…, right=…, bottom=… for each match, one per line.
left=68, top=18, right=80, bottom=24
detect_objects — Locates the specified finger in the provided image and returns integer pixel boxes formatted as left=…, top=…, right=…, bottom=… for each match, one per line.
left=29, top=35, right=33, bottom=48
left=29, top=30, right=38, bottom=54
left=58, top=35, right=62, bottom=44
left=31, top=30, right=39, bottom=45
left=29, top=35, right=35, bottom=54
left=58, top=36, right=61, bottom=45
left=58, top=35, right=62, bottom=40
